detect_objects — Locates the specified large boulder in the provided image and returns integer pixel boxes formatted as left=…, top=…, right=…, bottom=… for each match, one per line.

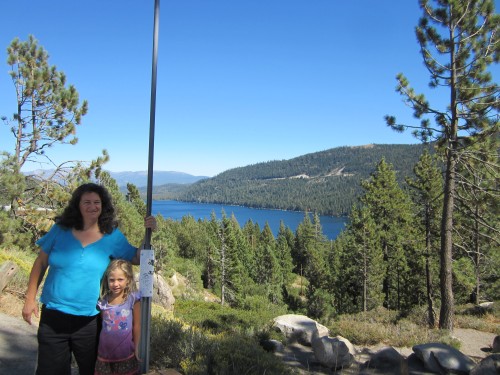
left=334, top=335, right=356, bottom=356
left=273, top=314, right=329, bottom=346
left=470, top=354, right=500, bottom=375
left=135, top=272, right=175, bottom=311
left=362, top=346, right=407, bottom=375
left=311, top=335, right=354, bottom=369
left=412, top=342, right=476, bottom=374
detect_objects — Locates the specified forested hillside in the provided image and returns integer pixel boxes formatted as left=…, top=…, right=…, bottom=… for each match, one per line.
left=166, top=143, right=433, bottom=216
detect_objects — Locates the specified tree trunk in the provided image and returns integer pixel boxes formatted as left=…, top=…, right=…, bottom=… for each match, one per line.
left=363, top=238, right=367, bottom=312
left=473, top=203, right=480, bottom=305
left=425, top=207, right=435, bottom=328
left=439, top=150, right=456, bottom=331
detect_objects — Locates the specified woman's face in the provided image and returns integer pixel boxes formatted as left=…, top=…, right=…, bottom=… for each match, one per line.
left=79, top=192, right=102, bottom=223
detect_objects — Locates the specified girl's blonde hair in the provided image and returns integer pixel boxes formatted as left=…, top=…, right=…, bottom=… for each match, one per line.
left=100, top=259, right=137, bottom=300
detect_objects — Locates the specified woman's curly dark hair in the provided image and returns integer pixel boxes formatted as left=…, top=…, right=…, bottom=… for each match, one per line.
left=56, top=183, right=118, bottom=234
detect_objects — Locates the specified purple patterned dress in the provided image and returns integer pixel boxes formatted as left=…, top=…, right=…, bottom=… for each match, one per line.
left=95, top=291, right=141, bottom=375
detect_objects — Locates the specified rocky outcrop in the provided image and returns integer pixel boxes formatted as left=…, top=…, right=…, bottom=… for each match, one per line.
left=271, top=313, right=499, bottom=374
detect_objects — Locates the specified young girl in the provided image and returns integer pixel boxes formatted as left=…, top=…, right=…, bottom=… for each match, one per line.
left=95, top=259, right=141, bottom=375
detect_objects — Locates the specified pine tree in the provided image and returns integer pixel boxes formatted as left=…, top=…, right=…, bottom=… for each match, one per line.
left=126, top=183, right=146, bottom=218
left=347, top=206, right=385, bottom=312
left=289, top=211, right=331, bottom=313
left=253, top=221, right=279, bottom=299
left=1, top=36, right=108, bottom=244
left=331, top=231, right=360, bottom=314
left=276, top=221, right=295, bottom=287
left=214, top=212, right=246, bottom=306
left=407, top=150, right=443, bottom=327
left=360, top=158, right=416, bottom=311
left=386, top=0, right=499, bottom=330
left=97, top=172, right=143, bottom=246
left=2, top=36, right=107, bottom=209
left=454, top=136, right=500, bottom=303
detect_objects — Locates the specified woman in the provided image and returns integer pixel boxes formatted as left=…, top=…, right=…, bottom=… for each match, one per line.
left=22, top=183, right=156, bottom=375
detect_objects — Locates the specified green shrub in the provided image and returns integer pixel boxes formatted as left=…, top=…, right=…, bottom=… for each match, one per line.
left=341, top=306, right=400, bottom=325
left=150, top=310, right=295, bottom=374
left=329, top=318, right=389, bottom=345
left=180, top=333, right=296, bottom=375
left=175, top=299, right=287, bottom=335
left=239, top=294, right=288, bottom=317
left=454, top=302, right=500, bottom=334
left=328, top=309, right=464, bottom=349
left=150, top=315, right=210, bottom=369
left=306, top=288, right=336, bottom=321
left=406, top=304, right=437, bottom=328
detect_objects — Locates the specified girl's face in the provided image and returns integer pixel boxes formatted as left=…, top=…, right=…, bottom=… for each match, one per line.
left=107, top=268, right=129, bottom=297
left=79, top=192, right=102, bottom=223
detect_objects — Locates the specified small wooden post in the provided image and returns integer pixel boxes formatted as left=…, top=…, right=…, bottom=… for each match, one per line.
left=0, top=261, right=19, bottom=293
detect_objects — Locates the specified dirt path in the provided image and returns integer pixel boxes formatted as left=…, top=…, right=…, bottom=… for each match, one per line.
left=0, top=311, right=38, bottom=374
left=452, top=327, right=496, bottom=360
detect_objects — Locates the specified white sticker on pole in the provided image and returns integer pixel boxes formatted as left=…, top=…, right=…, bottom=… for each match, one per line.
left=139, top=249, right=155, bottom=297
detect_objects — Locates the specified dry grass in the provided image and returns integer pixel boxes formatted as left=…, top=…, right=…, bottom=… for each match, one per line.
left=0, top=292, right=40, bottom=323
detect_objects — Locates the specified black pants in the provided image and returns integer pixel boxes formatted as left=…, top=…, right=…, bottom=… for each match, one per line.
left=36, top=305, right=100, bottom=375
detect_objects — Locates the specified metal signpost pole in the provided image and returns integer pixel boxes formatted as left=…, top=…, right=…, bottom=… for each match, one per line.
left=139, top=0, right=159, bottom=373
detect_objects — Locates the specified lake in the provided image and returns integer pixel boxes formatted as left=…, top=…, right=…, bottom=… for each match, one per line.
left=152, top=200, right=347, bottom=240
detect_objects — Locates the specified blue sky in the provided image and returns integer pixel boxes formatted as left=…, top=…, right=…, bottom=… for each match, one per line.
left=0, top=1, right=472, bottom=177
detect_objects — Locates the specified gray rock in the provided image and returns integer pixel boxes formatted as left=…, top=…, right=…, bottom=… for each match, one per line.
left=260, top=339, right=284, bottom=353
left=312, top=335, right=353, bottom=369
left=413, top=342, right=476, bottom=374
left=492, top=335, right=500, bottom=353
left=407, top=353, right=437, bottom=375
left=479, top=301, right=494, bottom=310
left=335, top=335, right=356, bottom=355
left=134, top=272, right=175, bottom=311
left=470, top=354, right=500, bottom=375
left=273, top=314, right=329, bottom=346
left=362, top=346, right=407, bottom=374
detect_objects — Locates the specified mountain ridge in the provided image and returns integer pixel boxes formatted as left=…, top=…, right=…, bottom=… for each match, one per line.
left=109, top=170, right=208, bottom=187
left=172, top=143, right=433, bottom=216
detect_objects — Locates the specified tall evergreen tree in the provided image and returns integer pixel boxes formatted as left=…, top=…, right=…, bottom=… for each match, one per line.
left=97, top=171, right=143, bottom=246
left=214, top=212, right=246, bottom=306
left=203, top=212, right=222, bottom=290
left=331, top=231, right=360, bottom=314
left=385, top=0, right=499, bottom=330
left=454, top=136, right=500, bottom=303
left=152, top=215, right=177, bottom=274
left=276, top=221, right=295, bottom=287
left=254, top=221, right=279, bottom=300
left=347, top=206, right=385, bottom=312
left=126, top=183, right=146, bottom=218
left=407, top=150, right=443, bottom=327
left=2, top=36, right=107, bottom=210
left=360, top=158, right=416, bottom=311
left=292, top=213, right=330, bottom=290
left=1, top=36, right=108, bottom=244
